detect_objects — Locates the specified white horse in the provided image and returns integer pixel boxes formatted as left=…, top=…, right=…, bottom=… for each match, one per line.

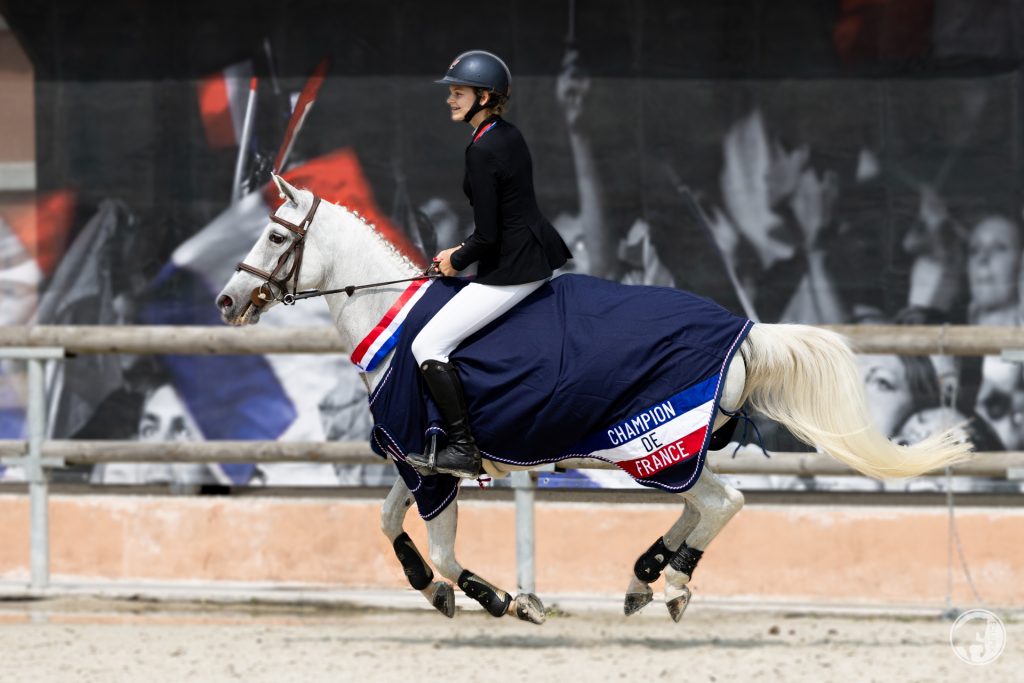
left=216, top=176, right=971, bottom=624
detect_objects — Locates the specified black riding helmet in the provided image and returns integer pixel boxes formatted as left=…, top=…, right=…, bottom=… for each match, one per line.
left=436, top=50, right=511, bottom=122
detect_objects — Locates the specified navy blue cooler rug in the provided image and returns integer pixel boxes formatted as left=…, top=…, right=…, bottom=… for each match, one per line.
left=368, top=274, right=752, bottom=519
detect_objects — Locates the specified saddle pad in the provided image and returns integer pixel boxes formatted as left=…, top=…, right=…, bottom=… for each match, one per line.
left=368, top=274, right=751, bottom=519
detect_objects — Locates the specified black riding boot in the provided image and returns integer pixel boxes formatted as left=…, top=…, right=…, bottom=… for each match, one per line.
left=406, top=360, right=482, bottom=478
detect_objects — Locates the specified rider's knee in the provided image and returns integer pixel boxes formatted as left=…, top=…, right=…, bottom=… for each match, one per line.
left=411, top=334, right=441, bottom=367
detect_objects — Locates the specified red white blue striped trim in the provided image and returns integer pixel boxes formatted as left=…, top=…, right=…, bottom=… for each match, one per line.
left=473, top=120, right=498, bottom=142
left=350, top=278, right=433, bottom=372
left=565, top=374, right=719, bottom=482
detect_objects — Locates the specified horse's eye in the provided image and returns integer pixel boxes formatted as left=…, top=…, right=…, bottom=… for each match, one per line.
left=268, top=232, right=286, bottom=245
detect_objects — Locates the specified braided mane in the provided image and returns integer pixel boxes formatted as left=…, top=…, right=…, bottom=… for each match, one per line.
left=323, top=200, right=426, bottom=274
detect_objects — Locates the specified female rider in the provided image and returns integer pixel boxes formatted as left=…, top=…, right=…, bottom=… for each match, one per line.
left=408, top=50, right=572, bottom=478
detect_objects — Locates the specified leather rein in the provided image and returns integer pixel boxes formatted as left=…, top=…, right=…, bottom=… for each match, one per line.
left=236, top=195, right=438, bottom=309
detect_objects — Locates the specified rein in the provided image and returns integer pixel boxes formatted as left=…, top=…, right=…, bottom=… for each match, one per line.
left=282, top=270, right=439, bottom=305
left=237, top=194, right=440, bottom=308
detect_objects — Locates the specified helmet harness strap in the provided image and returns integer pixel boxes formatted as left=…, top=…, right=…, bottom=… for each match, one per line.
left=463, top=90, right=492, bottom=123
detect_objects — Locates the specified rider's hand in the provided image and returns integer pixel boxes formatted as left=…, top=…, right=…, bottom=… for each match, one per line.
left=435, top=245, right=462, bottom=277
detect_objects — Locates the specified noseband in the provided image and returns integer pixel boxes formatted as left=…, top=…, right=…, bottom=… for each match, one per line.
left=236, top=196, right=322, bottom=309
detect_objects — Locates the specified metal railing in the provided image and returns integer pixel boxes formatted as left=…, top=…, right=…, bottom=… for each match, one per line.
left=0, top=347, right=65, bottom=590
left=3, top=324, right=1024, bottom=592
left=4, top=323, right=1024, bottom=355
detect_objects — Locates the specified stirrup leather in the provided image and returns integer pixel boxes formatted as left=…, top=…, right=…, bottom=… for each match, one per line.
left=407, top=434, right=439, bottom=472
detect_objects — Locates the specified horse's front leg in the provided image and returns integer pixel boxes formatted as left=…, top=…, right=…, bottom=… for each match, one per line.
left=662, top=467, right=745, bottom=622
left=380, top=478, right=456, bottom=617
left=623, top=495, right=701, bottom=616
left=425, top=501, right=547, bottom=625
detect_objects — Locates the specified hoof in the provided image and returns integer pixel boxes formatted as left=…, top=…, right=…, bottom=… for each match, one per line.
left=431, top=582, right=456, bottom=618
left=624, top=584, right=654, bottom=616
left=513, top=593, right=547, bottom=625
left=665, top=585, right=692, bottom=623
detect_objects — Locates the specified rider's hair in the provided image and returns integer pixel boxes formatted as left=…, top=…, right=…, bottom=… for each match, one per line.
left=476, top=88, right=508, bottom=116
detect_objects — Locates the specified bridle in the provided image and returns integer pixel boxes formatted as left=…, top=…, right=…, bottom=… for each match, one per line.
left=236, top=194, right=438, bottom=310
left=236, top=196, right=322, bottom=310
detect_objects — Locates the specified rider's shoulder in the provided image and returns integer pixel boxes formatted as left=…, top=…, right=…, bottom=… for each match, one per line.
left=472, top=119, right=526, bottom=162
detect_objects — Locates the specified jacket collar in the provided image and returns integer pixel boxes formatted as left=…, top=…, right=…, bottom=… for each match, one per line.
left=470, top=114, right=501, bottom=143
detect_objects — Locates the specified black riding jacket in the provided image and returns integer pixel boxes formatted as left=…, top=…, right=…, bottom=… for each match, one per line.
left=450, top=115, right=572, bottom=285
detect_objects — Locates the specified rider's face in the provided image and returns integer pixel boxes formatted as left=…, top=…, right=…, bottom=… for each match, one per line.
left=446, top=86, right=476, bottom=122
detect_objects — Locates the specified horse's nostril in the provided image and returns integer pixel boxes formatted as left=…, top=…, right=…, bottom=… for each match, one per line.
left=218, top=294, right=233, bottom=309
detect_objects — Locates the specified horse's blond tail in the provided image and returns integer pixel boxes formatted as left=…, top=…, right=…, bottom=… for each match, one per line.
left=740, top=323, right=972, bottom=479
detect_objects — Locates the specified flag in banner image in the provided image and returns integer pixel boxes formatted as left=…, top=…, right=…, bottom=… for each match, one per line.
left=0, top=191, right=75, bottom=479
left=196, top=61, right=254, bottom=149
left=148, top=149, right=419, bottom=486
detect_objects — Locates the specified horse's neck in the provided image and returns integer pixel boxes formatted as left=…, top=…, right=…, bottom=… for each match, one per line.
left=316, top=205, right=421, bottom=390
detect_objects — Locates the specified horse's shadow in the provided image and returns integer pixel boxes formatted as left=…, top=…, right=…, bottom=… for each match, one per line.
left=429, top=633, right=936, bottom=651
left=430, top=634, right=788, bottom=651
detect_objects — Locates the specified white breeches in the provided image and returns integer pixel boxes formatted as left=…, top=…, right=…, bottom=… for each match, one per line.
left=411, top=278, right=548, bottom=365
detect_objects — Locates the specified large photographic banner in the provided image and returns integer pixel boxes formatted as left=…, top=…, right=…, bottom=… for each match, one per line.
left=1, top=0, right=1023, bottom=490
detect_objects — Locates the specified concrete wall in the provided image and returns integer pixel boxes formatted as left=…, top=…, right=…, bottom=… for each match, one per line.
left=0, top=493, right=1019, bottom=608
left=0, top=20, right=34, bottom=190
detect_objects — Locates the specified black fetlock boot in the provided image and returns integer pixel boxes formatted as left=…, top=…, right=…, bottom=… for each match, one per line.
left=407, top=360, right=482, bottom=478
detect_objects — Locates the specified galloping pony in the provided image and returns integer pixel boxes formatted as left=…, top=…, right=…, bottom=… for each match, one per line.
left=216, top=176, right=971, bottom=624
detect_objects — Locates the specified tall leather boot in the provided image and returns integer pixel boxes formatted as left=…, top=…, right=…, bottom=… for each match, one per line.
left=406, top=360, right=482, bottom=478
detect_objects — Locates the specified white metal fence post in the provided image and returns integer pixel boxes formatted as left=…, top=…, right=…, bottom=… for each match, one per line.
left=0, top=348, right=64, bottom=591
left=26, top=356, right=49, bottom=590
left=511, top=470, right=536, bottom=594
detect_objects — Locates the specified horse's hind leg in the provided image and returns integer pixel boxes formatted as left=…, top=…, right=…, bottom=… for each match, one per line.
left=623, top=498, right=701, bottom=616
left=425, top=502, right=546, bottom=625
left=663, top=467, right=745, bottom=622
left=624, top=353, right=746, bottom=617
left=380, top=478, right=456, bottom=618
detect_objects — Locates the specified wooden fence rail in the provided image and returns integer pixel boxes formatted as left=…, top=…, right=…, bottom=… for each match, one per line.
left=0, top=440, right=1019, bottom=478
left=2, top=324, right=1021, bottom=591
left=2, top=324, right=1024, bottom=356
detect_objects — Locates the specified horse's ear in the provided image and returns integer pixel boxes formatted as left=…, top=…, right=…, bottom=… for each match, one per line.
left=272, top=173, right=299, bottom=205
